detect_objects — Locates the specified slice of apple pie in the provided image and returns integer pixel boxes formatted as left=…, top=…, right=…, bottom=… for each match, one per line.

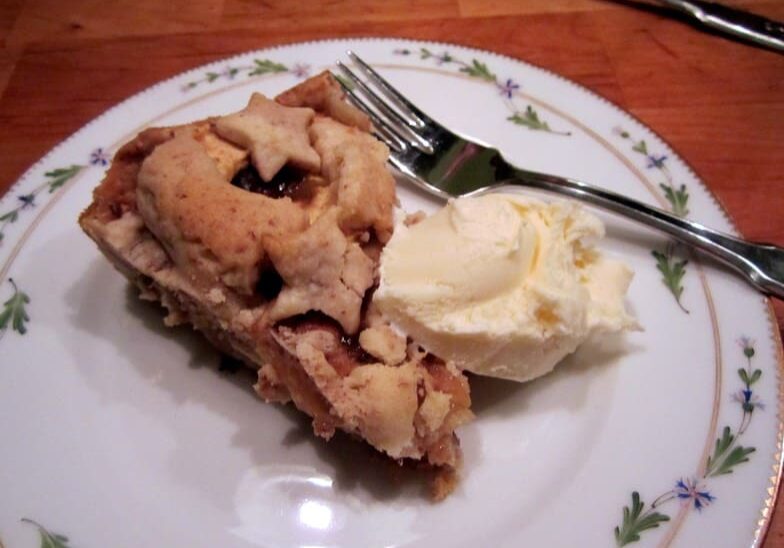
left=79, top=72, right=473, bottom=498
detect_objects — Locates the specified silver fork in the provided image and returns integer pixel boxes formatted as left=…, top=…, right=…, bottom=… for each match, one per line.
left=334, top=51, right=784, bottom=300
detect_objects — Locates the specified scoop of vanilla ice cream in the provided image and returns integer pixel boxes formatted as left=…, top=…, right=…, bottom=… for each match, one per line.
left=373, top=193, right=636, bottom=382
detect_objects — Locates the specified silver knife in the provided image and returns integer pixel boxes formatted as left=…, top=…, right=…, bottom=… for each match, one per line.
left=658, top=0, right=784, bottom=52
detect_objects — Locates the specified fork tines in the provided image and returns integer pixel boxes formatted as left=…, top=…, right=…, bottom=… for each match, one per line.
left=334, top=51, right=436, bottom=154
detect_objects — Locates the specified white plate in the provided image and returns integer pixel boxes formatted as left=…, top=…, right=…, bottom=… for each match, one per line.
left=0, top=38, right=781, bottom=548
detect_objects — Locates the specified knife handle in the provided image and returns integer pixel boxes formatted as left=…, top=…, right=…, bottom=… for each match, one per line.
left=666, top=0, right=784, bottom=52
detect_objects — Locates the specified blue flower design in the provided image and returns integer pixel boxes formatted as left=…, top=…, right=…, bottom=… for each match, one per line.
left=733, top=388, right=765, bottom=412
left=291, top=63, right=311, bottom=78
left=497, top=78, right=520, bottom=99
left=17, top=194, right=35, bottom=209
left=89, top=147, right=110, bottom=167
left=675, top=478, right=715, bottom=511
left=646, top=154, right=667, bottom=169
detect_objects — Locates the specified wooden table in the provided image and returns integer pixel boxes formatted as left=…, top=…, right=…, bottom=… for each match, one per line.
left=1, top=0, right=782, bottom=544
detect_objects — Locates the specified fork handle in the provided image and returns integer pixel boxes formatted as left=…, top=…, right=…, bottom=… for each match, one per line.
left=503, top=167, right=784, bottom=299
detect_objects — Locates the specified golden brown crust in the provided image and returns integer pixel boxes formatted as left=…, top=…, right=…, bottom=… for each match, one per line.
left=358, top=325, right=407, bottom=365
left=265, top=209, right=374, bottom=334
left=310, top=116, right=396, bottom=242
left=430, top=467, right=459, bottom=501
left=78, top=75, right=472, bottom=495
left=272, top=320, right=472, bottom=463
left=136, top=131, right=307, bottom=295
left=275, top=71, right=372, bottom=131
left=79, top=126, right=176, bottom=225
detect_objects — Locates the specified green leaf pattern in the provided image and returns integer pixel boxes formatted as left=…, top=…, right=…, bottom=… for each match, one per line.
left=0, top=278, right=30, bottom=336
left=0, top=159, right=89, bottom=339
left=183, top=58, right=292, bottom=90
left=615, top=128, right=691, bottom=312
left=659, top=183, right=689, bottom=217
left=614, top=492, right=670, bottom=547
left=614, top=339, right=761, bottom=545
left=248, top=59, right=287, bottom=77
left=631, top=139, right=648, bottom=155
left=705, top=426, right=755, bottom=477
left=0, top=165, right=84, bottom=245
left=44, top=166, right=83, bottom=194
left=651, top=246, right=689, bottom=313
left=21, top=518, right=74, bottom=548
left=508, top=106, right=551, bottom=132
left=459, top=59, right=496, bottom=81
left=395, top=47, right=569, bottom=136
left=709, top=444, right=755, bottom=477
left=0, top=209, right=18, bottom=223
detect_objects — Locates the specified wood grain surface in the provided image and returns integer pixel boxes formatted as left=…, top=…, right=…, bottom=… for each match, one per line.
left=1, top=0, right=783, bottom=544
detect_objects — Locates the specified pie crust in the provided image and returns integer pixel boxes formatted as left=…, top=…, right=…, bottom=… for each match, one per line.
left=79, top=72, right=473, bottom=499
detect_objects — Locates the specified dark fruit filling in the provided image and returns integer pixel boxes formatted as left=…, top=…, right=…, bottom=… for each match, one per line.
left=231, top=163, right=305, bottom=199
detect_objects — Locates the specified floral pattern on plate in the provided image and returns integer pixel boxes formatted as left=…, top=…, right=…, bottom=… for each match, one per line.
left=0, top=39, right=779, bottom=548
left=0, top=149, right=108, bottom=340
left=612, top=128, right=692, bottom=313
left=393, top=47, right=571, bottom=136
left=614, top=338, right=763, bottom=546
left=181, top=59, right=311, bottom=91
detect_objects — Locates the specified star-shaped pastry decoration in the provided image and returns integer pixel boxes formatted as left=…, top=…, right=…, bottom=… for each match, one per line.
left=214, top=93, right=320, bottom=182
